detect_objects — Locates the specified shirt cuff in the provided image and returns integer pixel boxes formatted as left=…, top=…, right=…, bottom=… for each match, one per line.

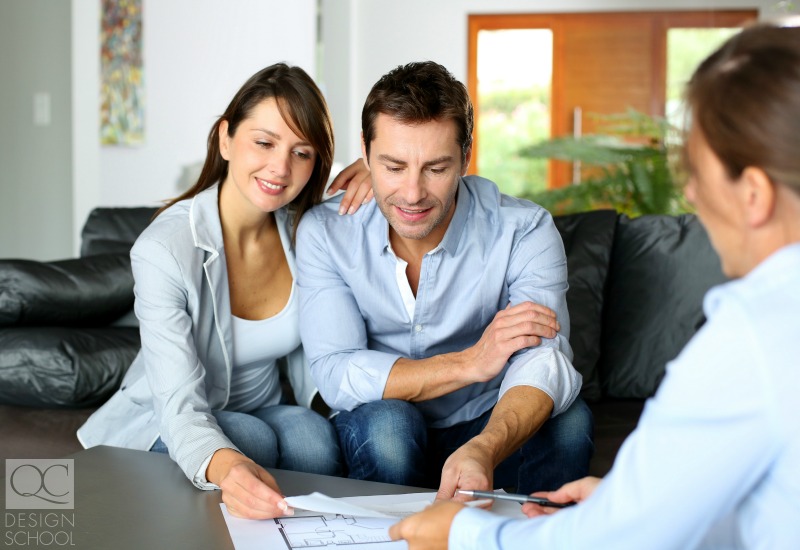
left=336, top=349, right=401, bottom=411
left=191, top=450, right=228, bottom=491
left=498, top=348, right=581, bottom=416
left=449, top=507, right=509, bottom=550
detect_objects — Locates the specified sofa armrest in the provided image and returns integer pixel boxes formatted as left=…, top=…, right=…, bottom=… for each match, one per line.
left=0, top=327, right=139, bottom=408
left=0, top=255, right=134, bottom=326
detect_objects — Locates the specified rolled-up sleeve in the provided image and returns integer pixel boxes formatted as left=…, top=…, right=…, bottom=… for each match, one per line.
left=296, top=211, right=400, bottom=412
left=500, top=348, right=581, bottom=416
left=500, top=208, right=581, bottom=415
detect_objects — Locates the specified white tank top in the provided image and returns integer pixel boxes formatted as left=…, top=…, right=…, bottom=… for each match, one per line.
left=226, top=285, right=301, bottom=412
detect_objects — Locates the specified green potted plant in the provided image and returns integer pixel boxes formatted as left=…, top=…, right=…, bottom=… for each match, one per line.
left=518, top=109, right=692, bottom=217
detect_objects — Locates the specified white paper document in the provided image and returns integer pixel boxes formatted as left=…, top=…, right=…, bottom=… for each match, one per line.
left=285, top=491, right=432, bottom=518
left=220, top=492, right=526, bottom=550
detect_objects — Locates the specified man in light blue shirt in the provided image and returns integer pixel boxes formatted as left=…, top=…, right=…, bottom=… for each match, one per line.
left=296, top=61, right=592, bottom=497
left=389, top=24, right=800, bottom=550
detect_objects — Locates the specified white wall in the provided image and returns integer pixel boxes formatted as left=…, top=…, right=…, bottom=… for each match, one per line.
left=72, top=0, right=317, bottom=253
left=320, top=0, right=360, bottom=172
left=322, top=0, right=786, bottom=165
left=73, top=0, right=100, bottom=259
left=0, top=0, right=73, bottom=261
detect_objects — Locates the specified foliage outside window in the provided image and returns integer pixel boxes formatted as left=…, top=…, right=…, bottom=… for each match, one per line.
left=478, top=86, right=550, bottom=198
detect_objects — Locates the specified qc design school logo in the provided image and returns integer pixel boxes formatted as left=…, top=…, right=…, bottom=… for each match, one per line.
left=5, top=459, right=74, bottom=510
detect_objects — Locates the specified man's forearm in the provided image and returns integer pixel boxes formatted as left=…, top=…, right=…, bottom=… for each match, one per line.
left=382, top=301, right=562, bottom=403
left=470, top=385, right=553, bottom=466
left=382, top=351, right=477, bottom=401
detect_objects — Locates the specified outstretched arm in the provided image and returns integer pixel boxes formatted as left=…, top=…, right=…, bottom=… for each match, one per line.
left=436, top=386, right=553, bottom=500
left=132, top=238, right=291, bottom=518
left=433, top=208, right=579, bottom=499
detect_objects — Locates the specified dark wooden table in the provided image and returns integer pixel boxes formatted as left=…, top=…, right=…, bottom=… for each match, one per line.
left=1, top=445, right=428, bottom=549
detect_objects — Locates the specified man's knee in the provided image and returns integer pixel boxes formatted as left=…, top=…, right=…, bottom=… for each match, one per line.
left=521, top=397, right=594, bottom=462
left=548, top=397, right=594, bottom=450
left=333, top=400, right=427, bottom=484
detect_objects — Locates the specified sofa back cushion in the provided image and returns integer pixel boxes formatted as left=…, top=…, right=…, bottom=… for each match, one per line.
left=80, top=206, right=158, bottom=257
left=598, top=214, right=727, bottom=399
left=553, top=209, right=618, bottom=402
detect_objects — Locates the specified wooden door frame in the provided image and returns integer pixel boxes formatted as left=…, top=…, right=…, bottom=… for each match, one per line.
left=467, top=14, right=561, bottom=176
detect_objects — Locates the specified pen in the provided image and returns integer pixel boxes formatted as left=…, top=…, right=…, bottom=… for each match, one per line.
left=456, top=490, right=576, bottom=509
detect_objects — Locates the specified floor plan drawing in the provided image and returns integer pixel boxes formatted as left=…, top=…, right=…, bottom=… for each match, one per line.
left=274, top=514, right=395, bottom=548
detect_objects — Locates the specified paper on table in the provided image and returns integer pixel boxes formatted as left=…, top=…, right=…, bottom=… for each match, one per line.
left=220, top=492, right=527, bottom=550
left=285, top=491, right=431, bottom=518
left=220, top=493, right=433, bottom=550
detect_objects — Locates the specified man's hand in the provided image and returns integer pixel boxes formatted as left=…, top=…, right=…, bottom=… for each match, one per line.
left=435, top=439, right=495, bottom=504
left=207, top=448, right=292, bottom=519
left=462, top=301, right=560, bottom=383
left=326, top=157, right=373, bottom=215
left=522, top=476, right=601, bottom=517
left=389, top=500, right=464, bottom=550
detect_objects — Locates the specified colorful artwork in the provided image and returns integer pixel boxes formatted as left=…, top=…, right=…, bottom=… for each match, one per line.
left=100, top=0, right=144, bottom=145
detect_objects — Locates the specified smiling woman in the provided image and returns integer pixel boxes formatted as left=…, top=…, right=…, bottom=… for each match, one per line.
left=77, top=63, right=373, bottom=521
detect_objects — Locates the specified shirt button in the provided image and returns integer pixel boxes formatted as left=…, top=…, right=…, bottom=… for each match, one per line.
left=414, top=324, right=423, bottom=332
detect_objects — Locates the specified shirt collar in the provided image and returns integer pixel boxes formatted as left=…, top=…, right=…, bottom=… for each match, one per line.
left=439, top=177, right=470, bottom=256
left=379, top=177, right=471, bottom=257
left=189, top=183, right=225, bottom=253
left=704, top=241, right=800, bottom=315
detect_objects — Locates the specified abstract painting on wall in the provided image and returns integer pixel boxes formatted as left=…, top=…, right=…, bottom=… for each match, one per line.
left=100, top=0, right=144, bottom=145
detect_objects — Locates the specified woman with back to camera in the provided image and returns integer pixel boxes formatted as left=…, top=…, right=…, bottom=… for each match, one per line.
left=78, top=63, right=372, bottom=519
left=391, top=22, right=800, bottom=549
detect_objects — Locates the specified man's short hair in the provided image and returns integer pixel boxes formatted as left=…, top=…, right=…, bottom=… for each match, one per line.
left=361, top=61, right=474, bottom=164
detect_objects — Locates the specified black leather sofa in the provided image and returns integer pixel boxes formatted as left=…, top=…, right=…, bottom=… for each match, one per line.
left=0, top=206, right=726, bottom=479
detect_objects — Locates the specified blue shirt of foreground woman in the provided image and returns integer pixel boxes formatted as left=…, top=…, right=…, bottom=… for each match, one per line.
left=391, top=22, right=800, bottom=550
left=78, top=63, right=372, bottom=520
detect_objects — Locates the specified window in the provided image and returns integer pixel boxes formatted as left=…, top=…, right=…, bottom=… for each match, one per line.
left=477, top=29, right=553, bottom=196
left=468, top=11, right=756, bottom=195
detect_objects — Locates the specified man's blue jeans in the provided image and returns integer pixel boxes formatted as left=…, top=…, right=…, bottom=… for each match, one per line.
left=151, top=405, right=342, bottom=476
left=332, top=397, right=593, bottom=493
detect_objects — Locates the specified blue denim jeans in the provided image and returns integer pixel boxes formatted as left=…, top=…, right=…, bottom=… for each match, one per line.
left=150, top=404, right=342, bottom=476
left=333, top=397, right=593, bottom=493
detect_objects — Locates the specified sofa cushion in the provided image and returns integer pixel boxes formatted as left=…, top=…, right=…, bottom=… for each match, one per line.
left=553, top=209, right=618, bottom=402
left=598, top=214, right=727, bottom=399
left=0, top=327, right=139, bottom=408
left=80, top=206, right=157, bottom=257
left=0, top=254, right=134, bottom=326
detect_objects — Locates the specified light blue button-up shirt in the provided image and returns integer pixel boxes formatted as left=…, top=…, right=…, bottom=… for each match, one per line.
left=296, top=176, right=580, bottom=428
left=449, top=243, right=800, bottom=549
